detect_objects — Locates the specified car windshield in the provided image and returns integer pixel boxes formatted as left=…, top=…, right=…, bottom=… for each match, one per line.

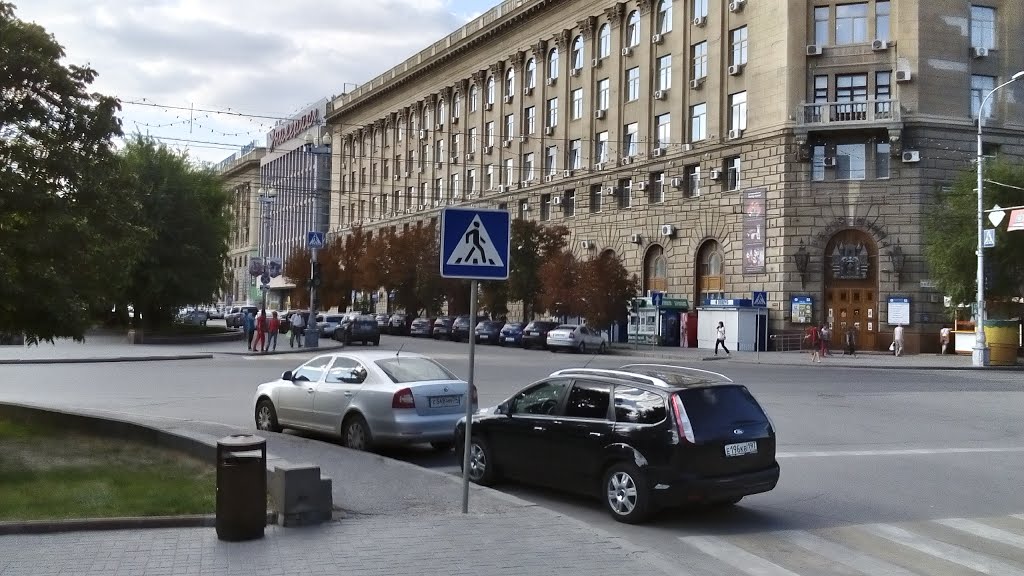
left=617, top=364, right=733, bottom=386
left=375, top=357, right=457, bottom=384
left=555, top=325, right=577, bottom=331
left=326, top=316, right=343, bottom=322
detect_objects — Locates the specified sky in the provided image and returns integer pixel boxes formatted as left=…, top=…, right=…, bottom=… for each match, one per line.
left=16, top=0, right=496, bottom=164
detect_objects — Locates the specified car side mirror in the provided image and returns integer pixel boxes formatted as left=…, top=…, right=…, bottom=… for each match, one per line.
left=281, top=370, right=294, bottom=381
left=497, top=401, right=512, bottom=415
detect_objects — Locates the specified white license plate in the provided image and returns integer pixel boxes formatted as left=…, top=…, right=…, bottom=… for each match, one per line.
left=479, top=334, right=488, bottom=340
left=505, top=337, right=515, bottom=343
left=429, top=395, right=461, bottom=408
left=724, top=441, right=757, bottom=457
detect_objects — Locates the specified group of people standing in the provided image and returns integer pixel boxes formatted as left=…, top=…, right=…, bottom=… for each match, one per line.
left=805, top=322, right=861, bottom=362
left=240, top=309, right=309, bottom=353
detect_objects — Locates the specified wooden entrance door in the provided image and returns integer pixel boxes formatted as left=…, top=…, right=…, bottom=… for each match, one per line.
left=825, top=287, right=877, bottom=351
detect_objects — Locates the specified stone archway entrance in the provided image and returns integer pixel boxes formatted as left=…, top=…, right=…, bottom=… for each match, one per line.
left=643, top=245, right=668, bottom=294
left=823, top=229, right=879, bottom=351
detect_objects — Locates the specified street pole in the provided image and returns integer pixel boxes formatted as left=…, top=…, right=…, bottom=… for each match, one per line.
left=461, top=279, right=478, bottom=514
left=973, top=71, right=1023, bottom=368
left=304, top=127, right=330, bottom=348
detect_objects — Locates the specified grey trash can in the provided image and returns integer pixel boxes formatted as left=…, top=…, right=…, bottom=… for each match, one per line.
left=216, top=434, right=267, bottom=541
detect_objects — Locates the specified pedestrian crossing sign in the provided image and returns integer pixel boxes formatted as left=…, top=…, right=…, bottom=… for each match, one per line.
left=440, top=207, right=511, bottom=280
left=752, top=291, right=768, bottom=307
left=306, top=231, right=325, bottom=249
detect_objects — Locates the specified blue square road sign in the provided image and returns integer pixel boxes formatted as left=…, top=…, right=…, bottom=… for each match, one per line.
left=752, top=291, right=768, bottom=307
left=440, top=207, right=511, bottom=280
left=307, top=231, right=326, bottom=249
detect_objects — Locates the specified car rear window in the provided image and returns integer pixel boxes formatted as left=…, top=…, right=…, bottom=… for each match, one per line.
left=677, top=386, right=768, bottom=431
left=375, top=357, right=457, bottom=384
left=356, top=320, right=377, bottom=328
left=326, top=316, right=344, bottom=322
left=555, top=324, right=577, bottom=331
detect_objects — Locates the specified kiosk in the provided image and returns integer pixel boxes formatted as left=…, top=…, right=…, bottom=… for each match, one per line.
left=696, top=298, right=769, bottom=352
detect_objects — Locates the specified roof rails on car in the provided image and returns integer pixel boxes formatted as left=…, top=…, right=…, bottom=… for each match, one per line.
left=617, top=363, right=733, bottom=383
left=548, top=367, right=667, bottom=387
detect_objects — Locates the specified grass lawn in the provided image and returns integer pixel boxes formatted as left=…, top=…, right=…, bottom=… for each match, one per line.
left=0, top=419, right=216, bottom=521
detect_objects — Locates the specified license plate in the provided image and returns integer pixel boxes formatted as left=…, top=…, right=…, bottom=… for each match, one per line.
left=479, top=334, right=488, bottom=340
left=724, top=441, right=757, bottom=457
left=505, top=337, right=515, bottom=342
left=428, top=395, right=461, bottom=408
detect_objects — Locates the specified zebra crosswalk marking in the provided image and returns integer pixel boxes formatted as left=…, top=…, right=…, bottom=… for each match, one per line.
left=776, top=530, right=922, bottom=576
left=934, top=517, right=1024, bottom=550
left=680, top=536, right=802, bottom=576
left=862, top=523, right=1024, bottom=576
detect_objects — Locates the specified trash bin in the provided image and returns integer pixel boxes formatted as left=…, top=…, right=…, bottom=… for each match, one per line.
left=216, top=434, right=267, bottom=541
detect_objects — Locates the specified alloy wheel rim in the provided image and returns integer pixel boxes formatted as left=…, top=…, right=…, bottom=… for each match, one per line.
left=469, top=443, right=486, bottom=481
left=607, top=471, right=638, bottom=515
left=347, top=422, right=365, bottom=450
left=257, top=406, right=272, bottom=430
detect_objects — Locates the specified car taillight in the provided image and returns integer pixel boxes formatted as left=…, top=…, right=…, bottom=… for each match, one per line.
left=568, top=332, right=575, bottom=339
left=671, top=394, right=695, bottom=443
left=392, top=388, right=416, bottom=409
left=470, top=384, right=478, bottom=404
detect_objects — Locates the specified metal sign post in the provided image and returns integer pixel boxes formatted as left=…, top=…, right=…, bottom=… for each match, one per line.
left=439, top=207, right=510, bottom=514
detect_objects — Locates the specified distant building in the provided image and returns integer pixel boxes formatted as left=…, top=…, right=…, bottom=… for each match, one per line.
left=324, top=0, right=1024, bottom=353
left=217, top=143, right=265, bottom=306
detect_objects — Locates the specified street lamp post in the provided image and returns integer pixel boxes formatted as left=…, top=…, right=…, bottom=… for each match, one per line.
left=973, top=70, right=1024, bottom=368
left=303, top=126, right=331, bottom=348
left=258, top=188, right=277, bottom=324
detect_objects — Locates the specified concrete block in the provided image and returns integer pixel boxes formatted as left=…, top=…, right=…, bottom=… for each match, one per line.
left=270, top=462, right=333, bottom=527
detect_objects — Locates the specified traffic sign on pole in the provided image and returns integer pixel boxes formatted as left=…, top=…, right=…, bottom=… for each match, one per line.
left=440, top=207, right=511, bottom=280
left=983, top=228, right=996, bottom=248
left=306, top=231, right=326, bottom=249
left=752, top=291, right=767, bottom=307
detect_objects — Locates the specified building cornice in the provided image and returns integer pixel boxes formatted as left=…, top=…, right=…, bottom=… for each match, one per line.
left=327, top=0, right=554, bottom=120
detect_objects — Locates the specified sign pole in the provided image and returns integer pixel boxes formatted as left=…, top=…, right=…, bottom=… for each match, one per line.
left=461, top=279, right=479, bottom=514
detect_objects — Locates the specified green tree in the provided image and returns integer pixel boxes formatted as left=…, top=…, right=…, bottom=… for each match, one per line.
left=117, top=136, right=231, bottom=329
left=538, top=249, right=584, bottom=319
left=0, top=3, right=145, bottom=343
left=508, top=220, right=569, bottom=322
left=579, top=251, right=638, bottom=330
left=924, top=160, right=1024, bottom=318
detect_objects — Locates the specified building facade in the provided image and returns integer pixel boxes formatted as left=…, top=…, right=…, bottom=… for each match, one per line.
left=260, top=98, right=333, bottom=307
left=217, top=143, right=266, bottom=306
left=325, top=0, right=1024, bottom=352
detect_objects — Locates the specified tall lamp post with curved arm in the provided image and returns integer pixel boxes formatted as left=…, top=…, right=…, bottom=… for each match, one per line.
left=973, top=70, right=1023, bottom=368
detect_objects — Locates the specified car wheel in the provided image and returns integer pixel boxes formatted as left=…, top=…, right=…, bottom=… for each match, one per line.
left=578, top=342, right=587, bottom=354
left=254, top=399, right=282, bottom=433
left=461, top=436, right=497, bottom=486
left=603, top=463, right=652, bottom=524
left=342, top=414, right=373, bottom=451
left=430, top=441, right=454, bottom=452
left=373, top=338, right=380, bottom=346
left=599, top=342, right=607, bottom=354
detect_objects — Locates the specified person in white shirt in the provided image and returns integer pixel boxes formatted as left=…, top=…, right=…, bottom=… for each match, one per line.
left=289, top=311, right=305, bottom=348
left=715, top=321, right=730, bottom=356
left=939, top=326, right=951, bottom=355
left=893, top=324, right=905, bottom=357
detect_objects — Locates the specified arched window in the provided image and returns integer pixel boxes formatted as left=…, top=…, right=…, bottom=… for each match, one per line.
left=505, top=68, right=515, bottom=96
left=525, top=58, right=536, bottom=88
left=420, top=106, right=428, bottom=129
left=436, top=99, right=446, bottom=125
left=598, top=24, right=611, bottom=58
left=571, top=36, right=584, bottom=70
left=657, top=0, right=672, bottom=34
left=486, top=76, right=495, bottom=104
left=469, top=84, right=479, bottom=111
left=453, top=92, right=461, bottom=118
left=626, top=11, right=641, bottom=47
left=548, top=47, right=559, bottom=79
left=644, top=245, right=668, bottom=293
left=697, top=239, right=725, bottom=299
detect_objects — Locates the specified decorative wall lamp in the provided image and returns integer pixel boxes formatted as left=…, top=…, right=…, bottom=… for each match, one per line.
left=793, top=240, right=811, bottom=288
left=889, top=241, right=907, bottom=287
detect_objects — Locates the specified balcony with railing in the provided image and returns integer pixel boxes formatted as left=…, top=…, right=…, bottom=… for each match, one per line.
left=798, top=99, right=901, bottom=128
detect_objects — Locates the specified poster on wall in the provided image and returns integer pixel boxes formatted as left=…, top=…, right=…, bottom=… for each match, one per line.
left=791, top=296, right=813, bottom=324
left=888, top=296, right=911, bottom=325
left=743, top=188, right=767, bottom=274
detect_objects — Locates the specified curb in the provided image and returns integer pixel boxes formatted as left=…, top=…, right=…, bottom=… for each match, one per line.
left=217, top=343, right=347, bottom=357
left=0, top=354, right=214, bottom=366
left=0, top=512, right=279, bottom=536
left=603, top=348, right=1022, bottom=371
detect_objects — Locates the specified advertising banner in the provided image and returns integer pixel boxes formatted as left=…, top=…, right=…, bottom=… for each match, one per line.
left=743, top=188, right=767, bottom=274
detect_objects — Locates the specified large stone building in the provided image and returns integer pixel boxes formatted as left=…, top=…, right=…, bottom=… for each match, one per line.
left=217, top=143, right=266, bottom=306
left=324, top=0, right=1024, bottom=352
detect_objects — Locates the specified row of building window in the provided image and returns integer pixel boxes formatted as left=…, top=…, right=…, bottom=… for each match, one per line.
left=812, top=2, right=996, bottom=50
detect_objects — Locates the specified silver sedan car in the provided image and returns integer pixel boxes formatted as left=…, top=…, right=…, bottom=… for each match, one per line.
left=253, top=351, right=476, bottom=452
left=545, top=324, right=608, bottom=353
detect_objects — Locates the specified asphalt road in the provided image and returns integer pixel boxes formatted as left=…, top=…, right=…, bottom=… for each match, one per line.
left=3, top=335, right=1024, bottom=575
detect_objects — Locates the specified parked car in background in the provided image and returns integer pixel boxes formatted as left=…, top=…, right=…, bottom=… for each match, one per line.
left=521, top=320, right=559, bottom=349
left=387, top=313, right=409, bottom=335
left=226, top=306, right=258, bottom=328
left=318, top=314, right=346, bottom=338
left=335, top=314, right=380, bottom=345
left=455, top=364, right=779, bottom=524
left=410, top=317, right=436, bottom=338
left=498, top=322, right=524, bottom=347
left=374, top=314, right=389, bottom=330
left=208, top=306, right=225, bottom=319
left=254, top=351, right=477, bottom=452
left=432, top=317, right=455, bottom=340
left=546, top=324, right=607, bottom=353
left=181, top=309, right=209, bottom=326
left=279, top=309, right=310, bottom=334
left=474, top=320, right=505, bottom=344
left=452, top=315, right=488, bottom=342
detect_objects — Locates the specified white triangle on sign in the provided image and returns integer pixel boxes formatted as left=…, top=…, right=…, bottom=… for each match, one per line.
left=447, top=215, right=505, bottom=267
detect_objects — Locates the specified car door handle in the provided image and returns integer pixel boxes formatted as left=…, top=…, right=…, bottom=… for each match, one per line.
left=589, top=432, right=603, bottom=437
left=533, top=426, right=545, bottom=431
left=344, top=391, right=353, bottom=397
left=307, top=387, right=315, bottom=393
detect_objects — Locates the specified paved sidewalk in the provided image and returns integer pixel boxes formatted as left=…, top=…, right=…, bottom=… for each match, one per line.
left=608, top=344, right=1022, bottom=370
left=0, top=406, right=680, bottom=576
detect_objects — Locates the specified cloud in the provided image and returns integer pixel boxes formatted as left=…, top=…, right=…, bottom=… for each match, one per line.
left=13, top=0, right=475, bottom=161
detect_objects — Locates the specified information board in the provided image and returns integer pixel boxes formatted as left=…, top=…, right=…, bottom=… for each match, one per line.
left=791, top=296, right=813, bottom=324
left=888, top=297, right=911, bottom=325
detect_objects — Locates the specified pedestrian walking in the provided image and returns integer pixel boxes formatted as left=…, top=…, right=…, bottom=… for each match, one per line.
left=805, top=324, right=821, bottom=363
left=253, top=311, right=267, bottom=353
left=820, top=323, right=832, bottom=357
left=267, top=311, right=280, bottom=352
left=844, top=325, right=857, bottom=356
left=714, top=321, right=730, bottom=355
left=893, top=324, right=905, bottom=357
left=939, top=326, right=951, bottom=355
left=243, top=310, right=255, bottom=351
left=289, top=310, right=305, bottom=348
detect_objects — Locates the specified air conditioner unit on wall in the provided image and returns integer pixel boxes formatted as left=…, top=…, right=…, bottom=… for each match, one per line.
left=728, top=0, right=745, bottom=12
left=872, top=39, right=889, bottom=51
left=652, top=148, right=665, bottom=157
left=895, top=70, right=912, bottom=82
left=709, top=169, right=722, bottom=180
left=728, top=64, right=743, bottom=76
left=630, top=233, right=642, bottom=244
left=652, top=34, right=663, bottom=45
left=806, top=44, right=823, bottom=56
left=902, top=150, right=920, bottom=163
left=635, top=181, right=648, bottom=191
left=661, top=224, right=676, bottom=237
left=552, top=195, right=562, bottom=205
left=654, top=89, right=667, bottom=100
left=692, top=15, right=706, bottom=27
left=972, top=46, right=989, bottom=58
